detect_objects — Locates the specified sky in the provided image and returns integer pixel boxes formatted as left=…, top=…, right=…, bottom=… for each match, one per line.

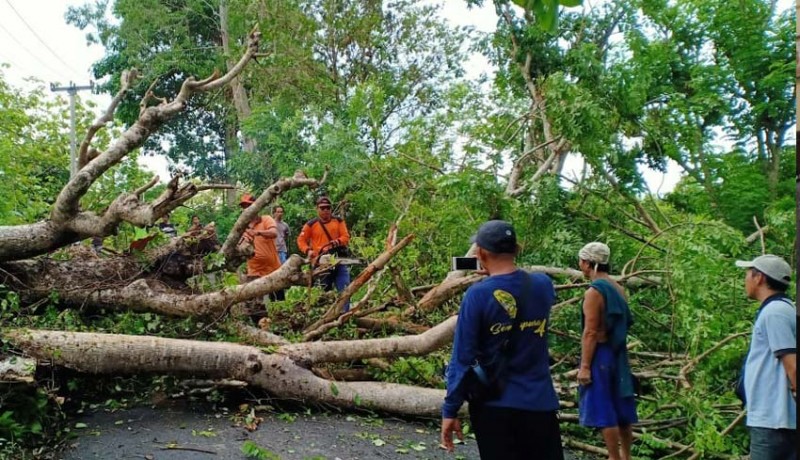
left=0, top=0, right=709, bottom=194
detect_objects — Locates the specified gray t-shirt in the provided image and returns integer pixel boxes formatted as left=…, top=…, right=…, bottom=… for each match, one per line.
left=744, top=296, right=796, bottom=429
left=274, top=220, right=290, bottom=253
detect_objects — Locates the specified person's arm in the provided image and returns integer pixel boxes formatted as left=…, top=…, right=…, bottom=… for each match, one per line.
left=441, top=291, right=482, bottom=451
left=297, top=223, right=312, bottom=256
left=256, top=217, right=278, bottom=239
left=762, top=305, right=797, bottom=398
left=258, top=227, right=278, bottom=238
left=780, top=353, right=796, bottom=397
left=578, top=288, right=603, bottom=386
left=334, top=219, right=350, bottom=246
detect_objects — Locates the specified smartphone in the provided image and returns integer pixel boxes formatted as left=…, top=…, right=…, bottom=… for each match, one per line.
left=452, top=257, right=481, bottom=271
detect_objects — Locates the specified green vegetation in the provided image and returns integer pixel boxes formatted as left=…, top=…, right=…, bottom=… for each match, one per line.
left=0, top=0, right=795, bottom=458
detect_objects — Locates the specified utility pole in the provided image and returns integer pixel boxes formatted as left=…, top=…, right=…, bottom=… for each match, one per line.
left=50, top=81, right=94, bottom=178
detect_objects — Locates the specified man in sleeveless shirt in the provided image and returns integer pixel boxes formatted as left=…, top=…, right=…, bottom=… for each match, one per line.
left=735, top=254, right=795, bottom=460
left=297, top=196, right=351, bottom=311
left=577, top=242, right=637, bottom=460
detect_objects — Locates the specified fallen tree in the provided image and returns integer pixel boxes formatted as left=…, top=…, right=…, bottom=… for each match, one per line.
left=0, top=23, right=754, bottom=460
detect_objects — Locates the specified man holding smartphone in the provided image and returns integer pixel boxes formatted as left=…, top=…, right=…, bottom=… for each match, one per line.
left=440, top=220, right=563, bottom=459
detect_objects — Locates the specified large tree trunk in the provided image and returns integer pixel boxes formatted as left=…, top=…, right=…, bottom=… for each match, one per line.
left=220, top=0, right=257, bottom=206
left=6, top=328, right=450, bottom=417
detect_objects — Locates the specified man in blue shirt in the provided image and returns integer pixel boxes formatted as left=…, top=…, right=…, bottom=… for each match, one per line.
left=440, top=220, right=563, bottom=459
left=735, top=254, right=796, bottom=460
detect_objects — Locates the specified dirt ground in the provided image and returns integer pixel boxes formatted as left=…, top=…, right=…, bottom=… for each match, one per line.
left=58, top=400, right=581, bottom=460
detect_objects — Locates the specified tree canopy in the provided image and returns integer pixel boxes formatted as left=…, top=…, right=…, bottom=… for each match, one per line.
left=0, top=0, right=795, bottom=458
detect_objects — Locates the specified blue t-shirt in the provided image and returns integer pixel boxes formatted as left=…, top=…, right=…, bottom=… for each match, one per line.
left=442, top=270, right=560, bottom=418
left=744, top=294, right=796, bottom=429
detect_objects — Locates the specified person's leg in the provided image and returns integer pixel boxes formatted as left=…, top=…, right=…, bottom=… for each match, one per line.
left=513, top=410, right=564, bottom=460
left=619, top=425, right=633, bottom=460
left=334, top=265, right=351, bottom=312
left=278, top=251, right=287, bottom=264
left=468, top=404, right=514, bottom=459
left=579, top=344, right=620, bottom=459
left=316, top=272, right=334, bottom=291
left=268, top=289, right=285, bottom=302
left=601, top=427, right=622, bottom=460
left=749, top=427, right=796, bottom=460
left=614, top=397, right=637, bottom=460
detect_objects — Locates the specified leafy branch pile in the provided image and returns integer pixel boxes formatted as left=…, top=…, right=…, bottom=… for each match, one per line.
left=0, top=0, right=795, bottom=458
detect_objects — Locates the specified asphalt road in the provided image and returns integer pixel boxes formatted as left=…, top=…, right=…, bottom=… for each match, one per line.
left=58, top=401, right=580, bottom=460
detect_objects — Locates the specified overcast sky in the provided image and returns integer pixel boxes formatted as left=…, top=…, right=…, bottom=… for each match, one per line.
left=0, top=0, right=687, bottom=193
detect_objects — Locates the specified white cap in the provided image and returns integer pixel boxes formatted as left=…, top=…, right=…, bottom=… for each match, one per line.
left=735, top=254, right=791, bottom=286
left=579, top=242, right=610, bottom=264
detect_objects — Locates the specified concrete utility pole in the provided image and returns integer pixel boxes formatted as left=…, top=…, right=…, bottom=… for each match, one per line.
left=50, top=81, right=94, bottom=178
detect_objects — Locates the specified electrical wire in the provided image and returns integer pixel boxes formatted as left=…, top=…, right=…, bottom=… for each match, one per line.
left=0, top=18, right=63, bottom=80
left=3, top=0, right=85, bottom=78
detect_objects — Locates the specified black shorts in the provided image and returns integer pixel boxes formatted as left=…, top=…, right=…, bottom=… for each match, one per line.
left=468, top=404, right=564, bottom=460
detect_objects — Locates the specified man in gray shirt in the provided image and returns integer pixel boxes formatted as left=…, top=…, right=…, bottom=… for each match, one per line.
left=273, top=205, right=290, bottom=264
left=735, top=254, right=796, bottom=460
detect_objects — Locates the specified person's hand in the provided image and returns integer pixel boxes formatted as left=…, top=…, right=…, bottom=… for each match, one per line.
left=440, top=417, right=463, bottom=453
left=306, top=249, right=316, bottom=259
left=577, top=367, right=592, bottom=386
left=330, top=239, right=340, bottom=248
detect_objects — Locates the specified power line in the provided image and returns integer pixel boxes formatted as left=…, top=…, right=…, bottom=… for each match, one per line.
left=0, top=18, right=64, bottom=80
left=3, top=0, right=84, bottom=77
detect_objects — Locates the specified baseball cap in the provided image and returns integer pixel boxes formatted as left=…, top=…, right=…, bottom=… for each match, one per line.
left=579, top=242, right=610, bottom=265
left=735, top=254, right=792, bottom=286
left=316, top=196, right=332, bottom=206
left=471, top=220, right=517, bottom=254
left=239, top=193, right=255, bottom=207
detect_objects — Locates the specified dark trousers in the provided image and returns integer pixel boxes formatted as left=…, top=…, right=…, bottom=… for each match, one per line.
left=749, top=427, right=796, bottom=460
left=468, top=404, right=564, bottom=460
left=316, top=264, right=351, bottom=312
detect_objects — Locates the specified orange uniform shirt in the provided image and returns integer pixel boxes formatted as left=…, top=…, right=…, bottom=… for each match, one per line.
left=245, top=216, right=281, bottom=277
left=297, top=217, right=350, bottom=254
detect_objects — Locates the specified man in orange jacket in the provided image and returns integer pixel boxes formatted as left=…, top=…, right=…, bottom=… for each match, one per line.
left=239, top=194, right=283, bottom=302
left=297, top=196, right=351, bottom=311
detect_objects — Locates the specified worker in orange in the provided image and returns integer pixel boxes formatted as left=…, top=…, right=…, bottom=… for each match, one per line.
left=297, top=196, right=352, bottom=311
left=239, top=193, right=283, bottom=301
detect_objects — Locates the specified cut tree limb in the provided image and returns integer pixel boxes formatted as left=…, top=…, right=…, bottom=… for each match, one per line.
left=284, top=316, right=455, bottom=364
left=6, top=328, right=452, bottom=417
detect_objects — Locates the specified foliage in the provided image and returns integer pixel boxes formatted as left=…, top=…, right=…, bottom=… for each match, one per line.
left=0, top=0, right=796, bottom=457
left=241, top=440, right=281, bottom=460
left=0, top=73, right=74, bottom=224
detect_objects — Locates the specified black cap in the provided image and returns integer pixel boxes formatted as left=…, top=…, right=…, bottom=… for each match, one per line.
left=471, top=220, right=517, bottom=254
left=316, top=196, right=332, bottom=205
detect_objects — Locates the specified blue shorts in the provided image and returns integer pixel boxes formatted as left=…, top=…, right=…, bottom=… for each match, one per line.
left=579, top=344, right=638, bottom=428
